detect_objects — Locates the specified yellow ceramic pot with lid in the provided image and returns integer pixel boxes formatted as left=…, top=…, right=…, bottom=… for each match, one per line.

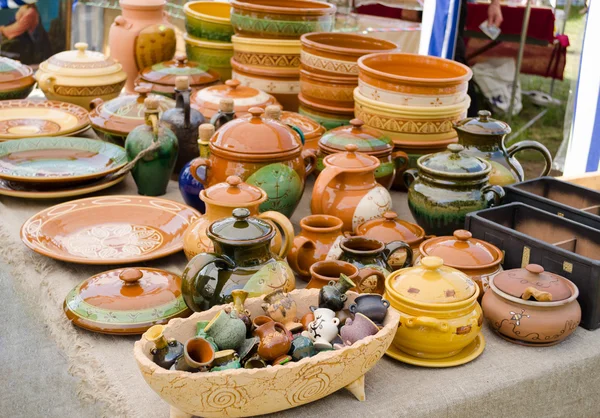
left=384, top=256, right=483, bottom=360
left=35, top=42, right=127, bottom=109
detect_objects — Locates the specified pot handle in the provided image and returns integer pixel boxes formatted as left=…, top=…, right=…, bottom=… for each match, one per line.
left=289, top=125, right=305, bottom=145
left=89, top=98, right=104, bottom=110
left=113, top=15, right=132, bottom=30
left=348, top=303, right=357, bottom=314
left=311, top=166, right=344, bottom=215
left=392, top=150, right=409, bottom=173
left=355, top=267, right=386, bottom=295
left=258, top=210, right=294, bottom=259
left=402, top=315, right=450, bottom=333
left=274, top=322, right=293, bottom=341
left=181, top=253, right=236, bottom=312
left=302, top=148, right=317, bottom=177
left=176, top=90, right=191, bottom=129
left=402, top=168, right=419, bottom=189
left=522, top=286, right=553, bottom=302
left=506, top=140, right=553, bottom=178
left=37, top=74, right=56, bottom=94
left=286, top=235, right=315, bottom=277
left=482, top=184, right=505, bottom=208
left=189, top=157, right=210, bottom=186
left=383, top=240, right=413, bottom=269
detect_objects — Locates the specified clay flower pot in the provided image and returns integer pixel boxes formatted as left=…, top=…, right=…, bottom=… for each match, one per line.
left=184, top=1, right=233, bottom=42
left=184, top=34, right=234, bottom=82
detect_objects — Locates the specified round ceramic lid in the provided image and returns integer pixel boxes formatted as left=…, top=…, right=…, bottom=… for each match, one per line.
left=493, top=264, right=573, bottom=301
left=63, top=267, right=190, bottom=334
left=41, top=42, right=123, bottom=77
left=192, top=79, right=276, bottom=113
left=356, top=211, right=425, bottom=244
left=0, top=57, right=32, bottom=83
left=324, top=143, right=380, bottom=170
left=280, top=111, right=325, bottom=140
left=420, top=230, right=503, bottom=269
left=390, top=256, right=476, bottom=303
left=203, top=175, right=263, bottom=204
left=208, top=207, right=274, bottom=244
left=319, top=119, right=393, bottom=154
left=138, top=53, right=220, bottom=87
left=454, top=110, right=511, bottom=136
left=418, top=144, right=490, bottom=175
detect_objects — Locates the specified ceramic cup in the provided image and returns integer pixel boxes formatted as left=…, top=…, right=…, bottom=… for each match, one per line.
left=303, top=307, right=339, bottom=350
left=204, top=309, right=247, bottom=351
left=172, top=337, right=216, bottom=372
left=349, top=294, right=390, bottom=325
left=340, top=313, right=379, bottom=346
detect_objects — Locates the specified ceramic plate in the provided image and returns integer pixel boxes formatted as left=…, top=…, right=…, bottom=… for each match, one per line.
left=385, top=333, right=485, bottom=368
left=0, top=174, right=126, bottom=199
left=21, top=196, right=201, bottom=264
left=0, top=137, right=127, bottom=183
left=0, top=99, right=90, bottom=140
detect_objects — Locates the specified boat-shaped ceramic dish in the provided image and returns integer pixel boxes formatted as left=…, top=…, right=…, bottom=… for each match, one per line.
left=134, top=288, right=399, bottom=418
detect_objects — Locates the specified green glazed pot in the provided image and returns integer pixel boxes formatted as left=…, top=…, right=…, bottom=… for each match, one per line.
left=184, top=1, right=234, bottom=42
left=298, top=104, right=352, bottom=131
left=204, top=310, right=247, bottom=351
left=184, top=34, right=233, bottom=81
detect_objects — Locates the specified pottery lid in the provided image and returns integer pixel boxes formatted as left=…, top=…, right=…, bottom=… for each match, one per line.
left=356, top=212, right=425, bottom=244
left=203, top=175, right=264, bottom=204
left=420, top=230, right=503, bottom=269
left=280, top=111, right=325, bottom=140
left=0, top=57, right=32, bottom=83
left=208, top=208, right=274, bottom=244
left=418, top=144, right=490, bottom=176
left=138, top=53, right=220, bottom=88
left=40, top=42, right=123, bottom=77
left=323, top=144, right=380, bottom=170
left=192, top=79, right=278, bottom=114
left=63, top=267, right=189, bottom=334
left=454, top=110, right=511, bottom=136
left=493, top=264, right=573, bottom=301
left=389, top=256, right=476, bottom=303
left=319, top=119, right=393, bottom=155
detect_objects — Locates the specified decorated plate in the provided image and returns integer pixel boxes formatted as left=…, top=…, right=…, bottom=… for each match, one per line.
left=0, top=100, right=90, bottom=140
left=21, top=196, right=201, bottom=264
left=0, top=137, right=127, bottom=183
left=0, top=174, right=126, bottom=199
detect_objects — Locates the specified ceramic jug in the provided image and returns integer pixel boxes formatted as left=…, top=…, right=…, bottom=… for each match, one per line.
left=172, top=337, right=215, bottom=372
left=306, top=259, right=386, bottom=294
left=125, top=97, right=178, bottom=196
left=348, top=294, right=390, bottom=325
left=318, top=273, right=356, bottom=312
left=253, top=318, right=293, bottom=361
left=181, top=208, right=295, bottom=312
left=454, top=110, right=552, bottom=186
left=231, top=289, right=253, bottom=336
left=210, top=98, right=236, bottom=130
left=311, top=144, right=392, bottom=232
left=182, top=175, right=294, bottom=261
left=261, top=289, right=303, bottom=332
left=178, top=124, right=213, bottom=213
left=109, top=0, right=176, bottom=93
left=161, top=76, right=206, bottom=173
left=304, top=308, right=339, bottom=350
left=340, top=313, right=379, bottom=346
left=144, top=325, right=183, bottom=370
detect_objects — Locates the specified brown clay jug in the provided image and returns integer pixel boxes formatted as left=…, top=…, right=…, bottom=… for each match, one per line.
left=253, top=319, right=293, bottom=362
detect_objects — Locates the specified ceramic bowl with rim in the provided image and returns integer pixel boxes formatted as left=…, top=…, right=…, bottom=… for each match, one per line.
left=232, top=35, right=301, bottom=71
left=300, top=32, right=397, bottom=77
left=300, top=69, right=356, bottom=109
left=184, top=33, right=233, bottom=82
left=230, top=0, right=336, bottom=39
left=184, top=1, right=234, bottom=42
left=298, top=93, right=353, bottom=130
left=0, top=57, right=35, bottom=100
left=358, top=52, right=471, bottom=107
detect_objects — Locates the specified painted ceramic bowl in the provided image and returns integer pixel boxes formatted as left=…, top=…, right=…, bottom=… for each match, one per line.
left=232, top=36, right=301, bottom=72
left=184, top=1, right=234, bottom=42
left=230, top=0, right=336, bottom=39
left=357, top=52, right=471, bottom=107
left=298, top=93, right=353, bottom=130
left=134, top=289, right=399, bottom=417
left=280, top=110, right=325, bottom=150
left=0, top=57, right=35, bottom=100
left=184, top=34, right=233, bottom=82
left=300, top=69, right=356, bottom=109
left=300, top=33, right=397, bottom=77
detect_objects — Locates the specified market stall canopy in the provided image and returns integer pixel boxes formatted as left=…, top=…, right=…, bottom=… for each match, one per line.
left=0, top=0, right=37, bottom=9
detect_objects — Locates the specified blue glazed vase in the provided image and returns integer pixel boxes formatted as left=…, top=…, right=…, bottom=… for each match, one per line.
left=177, top=124, right=213, bottom=213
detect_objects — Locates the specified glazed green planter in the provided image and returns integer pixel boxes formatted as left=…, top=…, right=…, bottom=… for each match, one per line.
left=230, top=11, right=334, bottom=38
left=184, top=35, right=233, bottom=82
left=184, top=1, right=234, bottom=42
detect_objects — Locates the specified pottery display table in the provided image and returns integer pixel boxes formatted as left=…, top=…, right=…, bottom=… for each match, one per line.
left=2, top=176, right=600, bottom=417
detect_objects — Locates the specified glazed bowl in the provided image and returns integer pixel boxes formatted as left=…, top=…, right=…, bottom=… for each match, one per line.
left=184, top=34, right=233, bottom=81
left=230, top=0, right=336, bottom=39
left=0, top=57, right=35, bottom=100
left=184, top=1, right=234, bottom=42
left=134, top=289, right=399, bottom=417
left=300, top=69, right=356, bottom=109
left=357, top=52, right=471, bottom=107
left=300, top=33, right=397, bottom=77
left=232, top=36, right=301, bottom=71
left=298, top=93, right=354, bottom=130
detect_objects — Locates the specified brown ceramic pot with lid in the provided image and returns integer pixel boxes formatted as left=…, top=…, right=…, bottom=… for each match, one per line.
left=189, top=107, right=316, bottom=217
left=482, top=264, right=581, bottom=346
left=280, top=110, right=326, bottom=151
left=0, top=57, right=35, bottom=100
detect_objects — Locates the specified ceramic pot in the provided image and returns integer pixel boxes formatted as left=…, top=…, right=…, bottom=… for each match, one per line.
left=482, top=264, right=581, bottom=346
left=204, top=309, right=247, bottom=350
left=384, top=256, right=482, bottom=359
left=178, top=124, right=213, bottom=213
left=317, top=119, right=408, bottom=189
left=304, top=308, right=339, bottom=350
left=318, top=273, right=356, bottom=312
left=404, top=144, right=505, bottom=236
left=231, top=290, right=253, bottom=337
left=311, top=144, right=392, bottom=232
left=189, top=107, right=315, bottom=217
left=300, top=69, right=355, bottom=110
left=307, top=260, right=386, bottom=295
left=253, top=319, right=293, bottom=361
left=232, top=35, right=301, bottom=72
left=109, top=0, right=176, bottom=93
left=211, top=353, right=242, bottom=371
left=181, top=208, right=295, bottom=312
left=357, top=52, right=471, bottom=107
left=280, top=111, right=325, bottom=151
left=287, top=214, right=344, bottom=280
left=125, top=98, right=178, bottom=196
left=454, top=110, right=552, bottom=186
left=195, top=321, right=218, bottom=351
left=182, top=175, right=294, bottom=260
left=244, top=355, right=267, bottom=369
left=230, top=0, right=336, bottom=39
left=144, top=325, right=184, bottom=370
left=0, top=57, right=35, bottom=100
left=172, top=337, right=215, bottom=372
left=210, top=99, right=237, bottom=130
left=299, top=92, right=354, bottom=129
left=340, top=313, right=379, bottom=346
left=348, top=294, right=389, bottom=325
left=184, top=1, right=234, bottom=42
left=35, top=42, right=127, bottom=109
left=261, top=289, right=303, bottom=332
left=184, top=34, right=233, bottom=82
left=290, top=335, right=316, bottom=361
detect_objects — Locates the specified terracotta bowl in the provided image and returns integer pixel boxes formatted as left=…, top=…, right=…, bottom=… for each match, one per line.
left=301, top=33, right=397, bottom=77
left=300, top=69, right=356, bottom=109
left=184, top=1, right=234, bottom=42
left=299, top=93, right=354, bottom=130
left=184, top=34, right=233, bottom=81
left=358, top=52, right=471, bottom=107
left=232, top=36, right=301, bottom=71
left=230, top=0, right=336, bottom=39
left=134, top=289, right=399, bottom=418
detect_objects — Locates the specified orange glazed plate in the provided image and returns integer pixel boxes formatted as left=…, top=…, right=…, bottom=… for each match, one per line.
left=21, top=196, right=201, bottom=264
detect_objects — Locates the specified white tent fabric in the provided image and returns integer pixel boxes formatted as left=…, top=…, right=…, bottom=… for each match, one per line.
left=419, top=0, right=460, bottom=58
left=0, top=0, right=37, bottom=9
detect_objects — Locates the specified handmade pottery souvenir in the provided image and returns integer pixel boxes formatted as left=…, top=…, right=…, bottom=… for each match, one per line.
left=253, top=319, right=293, bottom=361
left=238, top=336, right=260, bottom=362
left=172, top=337, right=215, bottom=372
left=307, top=260, right=385, bottom=294
left=454, top=110, right=552, bottom=186
left=303, top=307, right=339, bottom=350
left=287, top=214, right=344, bottom=280
left=35, top=42, right=127, bottom=109
left=336, top=309, right=353, bottom=328
left=311, top=144, right=392, bottom=232
left=263, top=106, right=306, bottom=144
left=482, top=264, right=581, bottom=346
left=300, top=312, right=314, bottom=331
left=280, top=111, right=325, bottom=151
left=184, top=34, right=234, bottom=82
left=211, top=349, right=241, bottom=370
left=0, top=57, right=35, bottom=100
left=231, top=36, right=301, bottom=73
left=261, top=289, right=303, bottom=332
left=109, top=0, right=176, bottom=93
left=230, top=0, right=336, bottom=39
left=204, top=309, right=247, bottom=350
left=404, top=144, right=504, bottom=236
left=179, top=124, right=213, bottom=213
left=232, top=289, right=253, bottom=336
left=22, top=196, right=200, bottom=264
left=340, top=313, right=379, bottom=346
left=184, top=1, right=234, bottom=42
left=319, top=273, right=356, bottom=312
left=182, top=208, right=295, bottom=311
left=64, top=268, right=191, bottom=334
left=300, top=69, right=355, bottom=110
left=244, top=355, right=267, bottom=369
left=0, top=175, right=126, bottom=199
left=384, top=256, right=483, bottom=361
left=211, top=358, right=242, bottom=371
left=298, top=93, right=354, bottom=130
left=210, top=98, right=236, bottom=130
left=182, top=175, right=294, bottom=260
left=145, top=325, right=184, bottom=370
left=348, top=294, right=389, bottom=325
left=290, top=335, right=316, bottom=361
left=125, top=98, right=178, bottom=196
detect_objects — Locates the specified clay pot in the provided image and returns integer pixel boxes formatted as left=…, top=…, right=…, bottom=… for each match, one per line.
left=204, top=309, right=248, bottom=350
left=340, top=313, right=379, bottom=346
left=144, top=325, right=184, bottom=370
left=184, top=34, right=234, bottom=82
left=287, top=214, right=344, bottom=280
left=253, top=319, right=293, bottom=361
left=172, top=337, right=215, bottom=372
left=300, top=69, right=355, bottom=111
left=299, top=92, right=354, bottom=129
left=307, top=260, right=386, bottom=295
left=304, top=308, right=339, bottom=350
left=318, top=273, right=356, bottom=312
left=279, top=110, right=325, bottom=151
left=184, top=1, right=234, bottom=42
left=261, top=289, right=303, bottom=332
left=349, top=294, right=389, bottom=326
left=211, top=349, right=241, bottom=371
left=232, top=35, right=301, bottom=72
left=300, top=312, right=314, bottom=330
left=290, top=335, right=316, bottom=361
left=0, top=57, right=35, bottom=100
left=231, top=289, right=253, bottom=337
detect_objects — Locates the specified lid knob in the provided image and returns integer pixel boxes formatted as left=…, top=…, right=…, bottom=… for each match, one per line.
left=232, top=207, right=251, bottom=221
left=248, top=107, right=264, bottom=118
left=383, top=211, right=398, bottom=221
left=175, top=76, right=190, bottom=91
left=219, top=98, right=234, bottom=113
left=453, top=229, right=472, bottom=241
left=345, top=144, right=358, bottom=153
left=421, top=256, right=444, bottom=270
left=477, top=110, right=491, bottom=122
left=447, top=144, right=464, bottom=153
left=226, top=79, right=241, bottom=90
left=174, top=53, right=188, bottom=65
left=350, top=118, right=364, bottom=130
left=265, top=105, right=282, bottom=120
left=135, top=84, right=152, bottom=96
left=198, top=123, right=215, bottom=141
left=226, top=175, right=242, bottom=187
left=119, top=268, right=144, bottom=284
left=525, top=264, right=544, bottom=274
left=74, top=42, right=88, bottom=55
left=144, top=97, right=159, bottom=112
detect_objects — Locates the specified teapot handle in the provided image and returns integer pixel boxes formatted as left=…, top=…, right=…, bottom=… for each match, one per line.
left=506, top=140, right=552, bottom=178
left=482, top=184, right=505, bottom=208
left=355, top=267, right=386, bottom=295
left=286, top=235, right=315, bottom=277
left=189, top=157, right=210, bottom=185
left=258, top=210, right=294, bottom=259
left=311, top=166, right=344, bottom=215
left=181, top=253, right=236, bottom=312
left=392, top=150, right=409, bottom=173
left=302, top=148, right=317, bottom=177
left=383, top=240, right=413, bottom=269
left=176, top=89, right=191, bottom=128
left=402, top=168, right=419, bottom=189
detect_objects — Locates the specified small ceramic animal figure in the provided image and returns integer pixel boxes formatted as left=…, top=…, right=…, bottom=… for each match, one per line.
left=302, top=308, right=340, bottom=350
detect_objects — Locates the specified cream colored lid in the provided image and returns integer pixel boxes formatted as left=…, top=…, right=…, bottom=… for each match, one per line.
left=40, top=42, right=123, bottom=77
